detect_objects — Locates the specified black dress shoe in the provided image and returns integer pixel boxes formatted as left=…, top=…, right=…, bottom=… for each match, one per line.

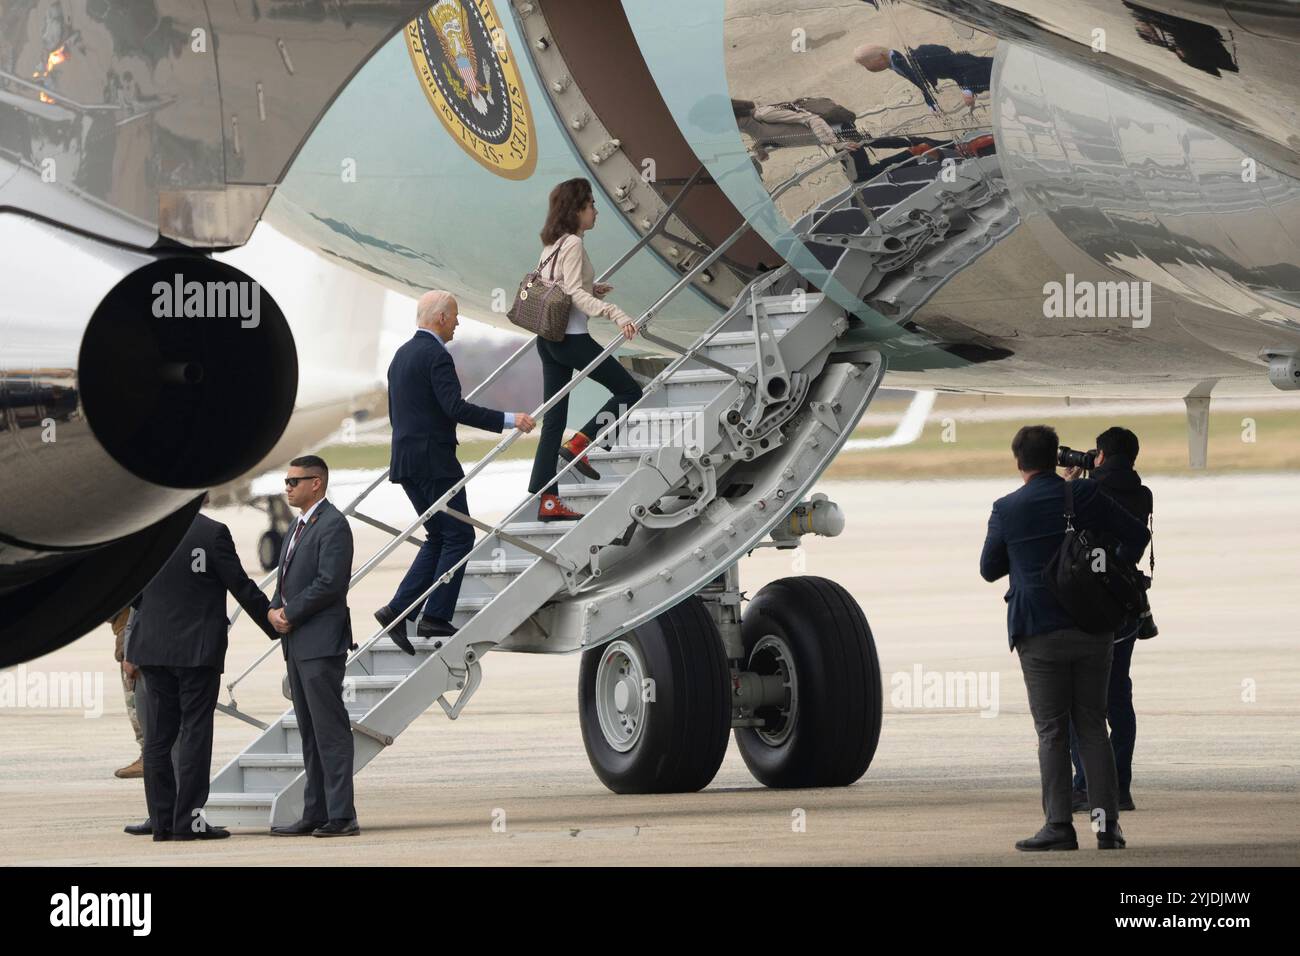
left=123, top=819, right=153, bottom=836
left=171, top=826, right=231, bottom=841
left=1071, top=790, right=1090, bottom=813
left=270, top=819, right=327, bottom=837
left=377, top=606, right=415, bottom=655
left=1097, top=823, right=1127, bottom=849
left=1015, top=823, right=1078, bottom=851
left=1118, top=792, right=1136, bottom=812
left=313, top=818, right=360, bottom=837
left=152, top=832, right=173, bottom=843
left=417, top=617, right=457, bottom=639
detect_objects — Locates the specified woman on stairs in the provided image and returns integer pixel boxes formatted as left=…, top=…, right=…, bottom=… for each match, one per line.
left=528, top=178, right=642, bottom=521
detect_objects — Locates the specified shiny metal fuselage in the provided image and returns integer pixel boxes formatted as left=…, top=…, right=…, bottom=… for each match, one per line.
left=266, top=0, right=1300, bottom=398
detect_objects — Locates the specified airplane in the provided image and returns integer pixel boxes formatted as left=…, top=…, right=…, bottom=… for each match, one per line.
left=2, top=0, right=1297, bottom=813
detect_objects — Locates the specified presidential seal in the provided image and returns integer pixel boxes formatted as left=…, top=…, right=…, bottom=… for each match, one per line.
left=405, top=1, right=537, bottom=180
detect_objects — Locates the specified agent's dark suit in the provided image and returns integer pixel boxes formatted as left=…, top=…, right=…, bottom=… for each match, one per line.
left=387, top=329, right=504, bottom=623
left=270, top=498, right=356, bottom=824
left=131, top=512, right=275, bottom=838
left=980, top=472, right=1149, bottom=826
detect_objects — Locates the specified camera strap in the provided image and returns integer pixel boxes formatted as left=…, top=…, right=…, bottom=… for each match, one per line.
left=1148, top=509, right=1155, bottom=582
left=1063, top=479, right=1076, bottom=533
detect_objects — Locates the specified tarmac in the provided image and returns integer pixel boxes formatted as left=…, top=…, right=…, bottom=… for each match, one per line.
left=1, top=472, right=1296, bottom=866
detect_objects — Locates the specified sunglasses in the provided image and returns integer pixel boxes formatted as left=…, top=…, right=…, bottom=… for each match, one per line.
left=284, top=476, right=319, bottom=488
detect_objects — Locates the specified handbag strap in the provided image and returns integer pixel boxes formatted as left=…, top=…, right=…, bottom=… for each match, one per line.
left=541, top=235, right=574, bottom=281
left=1063, top=478, right=1076, bottom=533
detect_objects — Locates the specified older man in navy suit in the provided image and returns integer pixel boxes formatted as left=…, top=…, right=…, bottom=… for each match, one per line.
left=980, top=425, right=1148, bottom=853
left=375, top=291, right=535, bottom=654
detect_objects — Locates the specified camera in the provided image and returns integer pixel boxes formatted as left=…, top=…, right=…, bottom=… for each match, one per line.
left=1057, top=445, right=1097, bottom=472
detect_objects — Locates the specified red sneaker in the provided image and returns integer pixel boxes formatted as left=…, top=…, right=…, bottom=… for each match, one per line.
left=538, top=493, right=583, bottom=522
left=559, top=431, right=601, bottom=480
left=955, top=134, right=995, bottom=158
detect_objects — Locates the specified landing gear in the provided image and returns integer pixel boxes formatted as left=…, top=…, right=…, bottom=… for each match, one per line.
left=258, top=529, right=283, bottom=571
left=251, top=495, right=294, bottom=571
left=733, top=576, right=882, bottom=788
left=578, top=595, right=731, bottom=794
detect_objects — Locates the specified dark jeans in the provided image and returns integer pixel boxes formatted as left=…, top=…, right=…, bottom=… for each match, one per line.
left=1017, top=628, right=1119, bottom=828
left=139, top=664, right=221, bottom=836
left=832, top=127, right=943, bottom=184
left=287, top=652, right=355, bottom=823
left=390, top=475, right=473, bottom=623
left=528, top=332, right=643, bottom=496
left=1070, top=636, right=1136, bottom=795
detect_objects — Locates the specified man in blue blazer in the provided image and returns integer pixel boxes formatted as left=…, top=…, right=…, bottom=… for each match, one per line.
left=375, top=291, right=534, bottom=654
left=980, top=425, right=1148, bottom=852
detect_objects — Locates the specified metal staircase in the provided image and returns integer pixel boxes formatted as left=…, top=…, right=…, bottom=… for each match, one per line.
left=202, top=141, right=1004, bottom=827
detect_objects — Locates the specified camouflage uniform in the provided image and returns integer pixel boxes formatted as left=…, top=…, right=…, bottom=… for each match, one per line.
left=111, top=607, right=144, bottom=749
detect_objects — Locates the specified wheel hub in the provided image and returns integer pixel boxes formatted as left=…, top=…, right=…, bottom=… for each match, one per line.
left=594, top=640, right=647, bottom=752
left=749, top=634, right=798, bottom=746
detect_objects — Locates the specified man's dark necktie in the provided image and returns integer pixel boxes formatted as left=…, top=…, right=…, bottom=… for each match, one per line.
left=284, top=518, right=306, bottom=567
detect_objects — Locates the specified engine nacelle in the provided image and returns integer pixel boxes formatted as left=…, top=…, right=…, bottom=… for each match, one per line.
left=0, top=213, right=297, bottom=665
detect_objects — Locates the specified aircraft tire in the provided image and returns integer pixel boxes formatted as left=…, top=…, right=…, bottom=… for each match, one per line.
left=578, top=595, right=730, bottom=794
left=734, top=576, right=882, bottom=788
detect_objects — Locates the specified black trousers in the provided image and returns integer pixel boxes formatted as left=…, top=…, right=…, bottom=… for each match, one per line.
left=287, top=652, right=355, bottom=823
left=139, top=664, right=221, bottom=836
left=1017, top=628, right=1119, bottom=828
left=528, top=332, right=642, bottom=496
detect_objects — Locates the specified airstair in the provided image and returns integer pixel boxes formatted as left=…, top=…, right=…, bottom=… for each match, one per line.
left=204, top=141, right=997, bottom=826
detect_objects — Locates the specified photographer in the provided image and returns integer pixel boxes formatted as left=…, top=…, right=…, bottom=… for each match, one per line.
left=980, top=425, right=1149, bottom=851
left=1064, top=427, right=1154, bottom=814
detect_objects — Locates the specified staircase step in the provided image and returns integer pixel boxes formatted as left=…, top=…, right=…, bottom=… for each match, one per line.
left=236, top=750, right=306, bottom=791
left=465, top=557, right=534, bottom=575
left=658, top=369, right=738, bottom=402
left=206, top=792, right=274, bottom=808
left=497, top=520, right=570, bottom=538
left=555, top=480, right=624, bottom=500
left=662, top=368, right=737, bottom=385
left=371, top=635, right=448, bottom=654
left=239, top=753, right=304, bottom=769
left=202, top=790, right=276, bottom=828
left=625, top=404, right=705, bottom=422
left=701, top=329, right=789, bottom=348
left=340, top=674, right=405, bottom=711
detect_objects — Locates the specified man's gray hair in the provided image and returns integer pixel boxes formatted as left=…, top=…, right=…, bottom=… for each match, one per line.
left=854, top=43, right=890, bottom=69
left=417, top=289, right=455, bottom=327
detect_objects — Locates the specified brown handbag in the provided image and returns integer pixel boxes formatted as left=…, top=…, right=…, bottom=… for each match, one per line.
left=507, top=237, right=573, bottom=342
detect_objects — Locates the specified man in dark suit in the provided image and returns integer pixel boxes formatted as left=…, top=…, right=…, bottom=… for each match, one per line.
left=855, top=43, right=993, bottom=113
left=375, top=290, right=534, bottom=654
left=1066, top=427, right=1154, bottom=813
left=267, top=455, right=359, bottom=837
left=980, top=425, right=1148, bottom=852
left=129, top=501, right=277, bottom=841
